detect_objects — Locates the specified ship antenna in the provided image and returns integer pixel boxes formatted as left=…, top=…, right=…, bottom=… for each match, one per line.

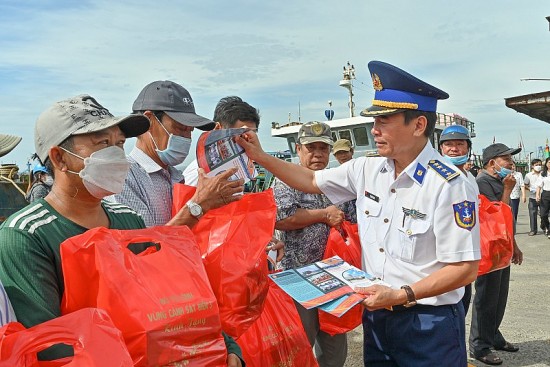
left=339, top=61, right=356, bottom=117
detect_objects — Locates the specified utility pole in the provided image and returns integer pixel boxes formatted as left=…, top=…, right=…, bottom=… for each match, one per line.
left=339, top=62, right=356, bottom=117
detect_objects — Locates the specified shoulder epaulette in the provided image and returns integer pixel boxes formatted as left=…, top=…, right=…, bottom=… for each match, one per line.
left=427, top=159, right=460, bottom=182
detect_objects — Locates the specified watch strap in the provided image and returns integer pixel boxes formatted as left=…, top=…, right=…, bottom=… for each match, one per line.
left=400, top=285, right=417, bottom=307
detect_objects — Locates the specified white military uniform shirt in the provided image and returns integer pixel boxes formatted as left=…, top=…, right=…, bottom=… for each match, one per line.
left=315, top=142, right=480, bottom=306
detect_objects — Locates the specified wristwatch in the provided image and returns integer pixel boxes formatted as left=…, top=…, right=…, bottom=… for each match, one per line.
left=400, top=285, right=417, bottom=308
left=186, top=200, right=204, bottom=220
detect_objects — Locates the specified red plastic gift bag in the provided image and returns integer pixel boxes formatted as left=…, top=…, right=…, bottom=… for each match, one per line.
left=192, top=189, right=276, bottom=337
left=237, top=283, right=319, bottom=367
left=478, top=195, right=514, bottom=276
left=319, top=221, right=363, bottom=336
left=0, top=308, right=133, bottom=367
left=172, top=183, right=196, bottom=217
left=60, top=226, right=227, bottom=367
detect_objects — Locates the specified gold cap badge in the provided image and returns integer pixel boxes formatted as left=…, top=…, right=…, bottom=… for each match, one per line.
left=372, top=73, right=383, bottom=91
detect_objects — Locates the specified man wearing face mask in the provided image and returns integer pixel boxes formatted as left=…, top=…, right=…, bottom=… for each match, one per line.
left=439, top=125, right=479, bottom=316
left=110, top=81, right=243, bottom=227
left=524, top=159, right=543, bottom=236
left=25, top=164, right=54, bottom=203
left=0, top=95, right=245, bottom=365
left=469, top=142, right=523, bottom=366
left=0, top=95, right=151, bottom=360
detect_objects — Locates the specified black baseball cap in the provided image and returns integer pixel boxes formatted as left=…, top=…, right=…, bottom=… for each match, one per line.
left=132, top=80, right=215, bottom=131
left=482, top=143, right=521, bottom=165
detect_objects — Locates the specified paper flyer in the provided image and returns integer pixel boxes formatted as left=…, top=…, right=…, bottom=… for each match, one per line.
left=269, top=256, right=390, bottom=317
left=196, top=127, right=257, bottom=183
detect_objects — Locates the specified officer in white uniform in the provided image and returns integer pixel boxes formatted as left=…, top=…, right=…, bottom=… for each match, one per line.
left=236, top=60, right=480, bottom=367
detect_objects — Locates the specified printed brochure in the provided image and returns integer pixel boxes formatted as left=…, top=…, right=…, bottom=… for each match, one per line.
left=196, top=127, right=257, bottom=183
left=269, top=256, right=390, bottom=317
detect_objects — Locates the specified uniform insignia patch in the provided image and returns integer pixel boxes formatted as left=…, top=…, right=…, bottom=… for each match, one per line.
left=428, top=160, right=460, bottom=181
left=402, top=207, right=426, bottom=220
left=453, top=201, right=476, bottom=231
left=412, top=163, right=426, bottom=185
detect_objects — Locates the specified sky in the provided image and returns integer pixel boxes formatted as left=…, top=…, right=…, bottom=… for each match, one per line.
left=1, top=0, right=549, bottom=170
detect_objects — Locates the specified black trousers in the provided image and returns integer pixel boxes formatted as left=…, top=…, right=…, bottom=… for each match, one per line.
left=528, top=198, right=540, bottom=233
left=469, top=266, right=510, bottom=357
left=540, top=191, right=550, bottom=233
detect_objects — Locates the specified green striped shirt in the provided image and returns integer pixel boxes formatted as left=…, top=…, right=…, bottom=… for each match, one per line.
left=0, top=199, right=144, bottom=359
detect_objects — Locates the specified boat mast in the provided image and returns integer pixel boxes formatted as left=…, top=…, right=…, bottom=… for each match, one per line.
left=339, top=61, right=356, bottom=117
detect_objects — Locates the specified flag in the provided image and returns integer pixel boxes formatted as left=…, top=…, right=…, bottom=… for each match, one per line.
left=492, top=136, right=496, bottom=144
left=545, top=139, right=550, bottom=159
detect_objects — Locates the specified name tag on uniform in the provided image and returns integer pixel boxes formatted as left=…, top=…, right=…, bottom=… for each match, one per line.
left=365, top=191, right=379, bottom=202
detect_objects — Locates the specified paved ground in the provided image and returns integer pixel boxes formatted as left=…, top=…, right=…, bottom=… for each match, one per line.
left=343, top=200, right=550, bottom=366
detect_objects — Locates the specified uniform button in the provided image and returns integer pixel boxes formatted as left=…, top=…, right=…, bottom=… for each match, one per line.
left=383, top=218, right=389, bottom=223
left=391, top=188, right=396, bottom=193
left=379, top=248, right=384, bottom=253
left=365, top=210, right=369, bottom=215
left=406, top=229, right=412, bottom=235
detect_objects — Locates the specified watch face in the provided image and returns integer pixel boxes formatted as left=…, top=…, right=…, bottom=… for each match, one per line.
left=189, top=202, right=202, bottom=217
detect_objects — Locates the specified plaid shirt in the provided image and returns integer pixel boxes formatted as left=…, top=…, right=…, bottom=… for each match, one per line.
left=108, top=147, right=184, bottom=227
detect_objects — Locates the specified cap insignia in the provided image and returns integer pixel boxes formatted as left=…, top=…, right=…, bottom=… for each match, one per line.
left=372, top=73, right=383, bottom=91
left=311, top=123, right=323, bottom=135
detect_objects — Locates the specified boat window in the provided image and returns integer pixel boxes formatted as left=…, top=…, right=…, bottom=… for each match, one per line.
left=287, top=137, right=297, bottom=154
left=331, top=132, right=337, bottom=142
left=338, top=130, right=352, bottom=142
left=352, top=127, right=369, bottom=146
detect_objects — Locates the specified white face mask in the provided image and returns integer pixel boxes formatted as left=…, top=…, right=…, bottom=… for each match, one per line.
left=62, top=146, right=130, bottom=199
left=150, top=115, right=192, bottom=166
left=534, top=166, right=543, bottom=172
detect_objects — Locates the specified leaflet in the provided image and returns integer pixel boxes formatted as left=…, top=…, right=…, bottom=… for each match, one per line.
left=196, top=127, right=257, bottom=183
left=268, top=256, right=390, bottom=317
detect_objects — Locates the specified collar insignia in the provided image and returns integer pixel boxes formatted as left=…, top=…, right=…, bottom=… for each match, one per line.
left=412, top=163, right=426, bottom=185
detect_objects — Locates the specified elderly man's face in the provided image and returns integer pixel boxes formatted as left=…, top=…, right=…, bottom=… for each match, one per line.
left=492, top=154, right=514, bottom=170
left=334, top=149, right=353, bottom=164
left=297, top=142, right=330, bottom=170
left=371, top=112, right=424, bottom=159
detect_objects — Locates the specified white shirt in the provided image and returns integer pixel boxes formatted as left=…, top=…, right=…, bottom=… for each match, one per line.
left=182, top=159, right=199, bottom=187
left=524, top=171, right=543, bottom=199
left=315, top=142, right=480, bottom=306
left=540, top=175, right=550, bottom=191
left=510, top=171, right=524, bottom=200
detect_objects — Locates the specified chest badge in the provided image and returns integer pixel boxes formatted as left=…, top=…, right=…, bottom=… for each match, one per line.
left=453, top=201, right=476, bottom=231
left=402, top=207, right=426, bottom=220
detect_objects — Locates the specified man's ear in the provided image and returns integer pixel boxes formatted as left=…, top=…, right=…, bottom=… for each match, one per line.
left=214, top=122, right=222, bottom=130
left=142, top=111, right=156, bottom=131
left=48, top=147, right=68, bottom=173
left=412, top=115, right=428, bottom=137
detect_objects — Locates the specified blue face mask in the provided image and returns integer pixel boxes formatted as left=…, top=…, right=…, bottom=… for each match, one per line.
left=443, top=154, right=469, bottom=166
left=495, top=162, right=513, bottom=178
left=151, top=116, right=192, bottom=166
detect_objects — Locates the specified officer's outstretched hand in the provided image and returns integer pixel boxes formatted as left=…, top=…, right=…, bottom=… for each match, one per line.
left=324, top=205, right=345, bottom=228
left=356, top=284, right=402, bottom=311
left=235, top=130, right=264, bottom=162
